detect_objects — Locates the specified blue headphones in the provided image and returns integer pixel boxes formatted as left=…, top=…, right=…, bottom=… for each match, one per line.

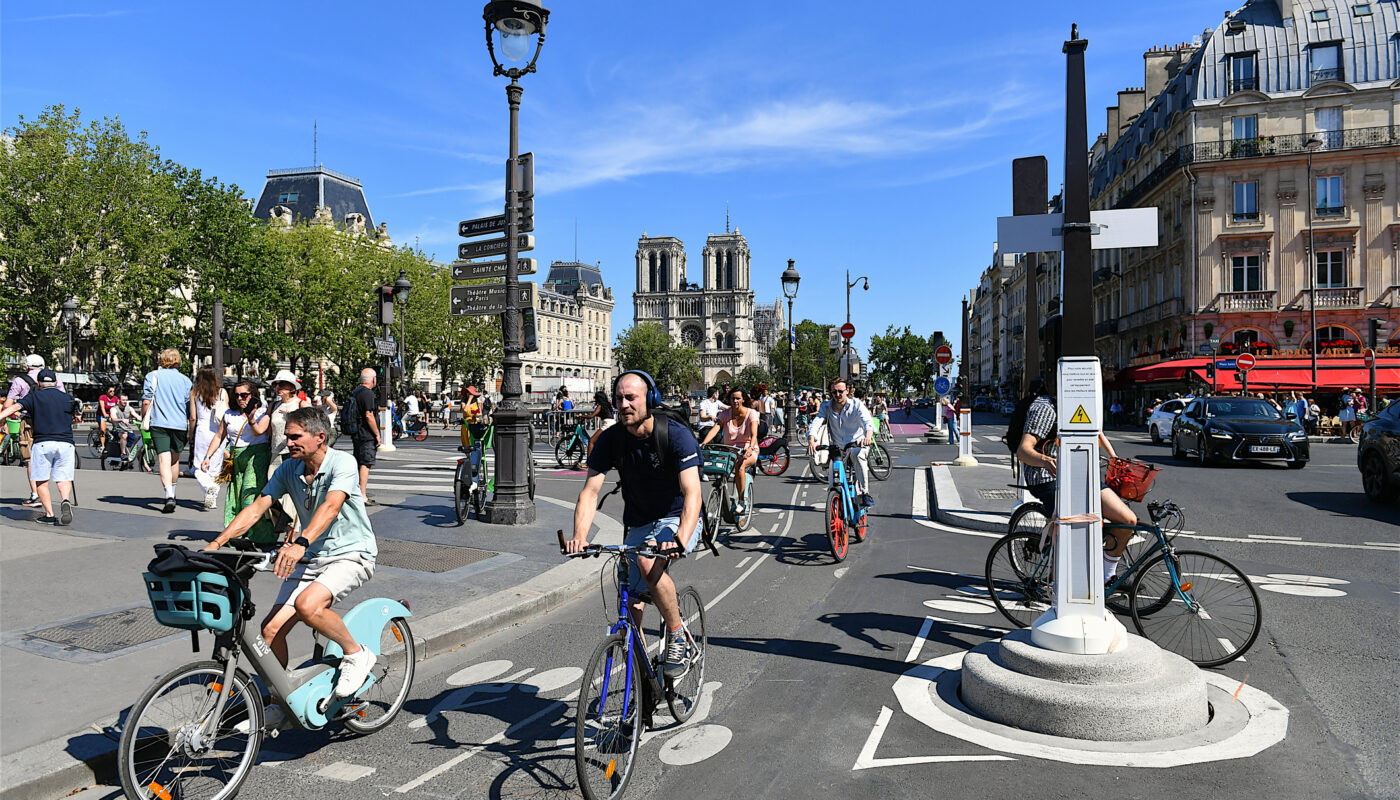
left=615, top=369, right=662, bottom=410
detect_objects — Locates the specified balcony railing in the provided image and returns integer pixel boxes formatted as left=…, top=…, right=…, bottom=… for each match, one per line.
left=1228, top=76, right=1258, bottom=93
left=1309, top=67, right=1340, bottom=83
left=1313, top=286, right=1362, bottom=308
left=1315, top=205, right=1345, bottom=217
left=1119, top=297, right=1185, bottom=331
left=1232, top=211, right=1260, bottom=222
left=1211, top=290, right=1277, bottom=312
left=1094, top=319, right=1119, bottom=338
left=1109, top=125, right=1399, bottom=209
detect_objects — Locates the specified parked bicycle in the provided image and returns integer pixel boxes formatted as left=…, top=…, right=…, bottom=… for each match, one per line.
left=699, top=444, right=754, bottom=543
left=985, top=460, right=1260, bottom=667
left=823, top=441, right=870, bottom=562
left=555, top=421, right=591, bottom=469
left=559, top=530, right=711, bottom=800
left=119, top=541, right=414, bottom=800
left=454, top=422, right=536, bottom=524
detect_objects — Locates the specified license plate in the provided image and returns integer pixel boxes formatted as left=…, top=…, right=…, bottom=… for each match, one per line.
left=1249, top=445, right=1280, bottom=454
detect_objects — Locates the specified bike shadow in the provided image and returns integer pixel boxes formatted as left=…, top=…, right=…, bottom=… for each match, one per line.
left=814, top=610, right=998, bottom=656
left=768, top=532, right=842, bottom=567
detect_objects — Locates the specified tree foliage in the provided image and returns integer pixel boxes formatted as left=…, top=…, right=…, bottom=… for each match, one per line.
left=734, top=364, right=773, bottom=389
left=768, top=319, right=839, bottom=391
left=611, top=322, right=700, bottom=395
left=867, top=325, right=939, bottom=395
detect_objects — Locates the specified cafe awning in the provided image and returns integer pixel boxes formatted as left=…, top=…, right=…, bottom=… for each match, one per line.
left=1117, top=356, right=1400, bottom=392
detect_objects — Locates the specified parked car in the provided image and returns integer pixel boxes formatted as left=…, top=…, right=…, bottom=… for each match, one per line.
left=1171, top=396, right=1308, bottom=468
left=972, top=396, right=993, bottom=412
left=1357, top=401, right=1400, bottom=503
left=999, top=400, right=1016, bottom=416
left=914, top=397, right=935, bottom=408
left=1146, top=398, right=1188, bottom=444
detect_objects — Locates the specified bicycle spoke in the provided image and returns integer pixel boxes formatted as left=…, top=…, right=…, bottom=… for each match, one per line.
left=1130, top=551, right=1261, bottom=667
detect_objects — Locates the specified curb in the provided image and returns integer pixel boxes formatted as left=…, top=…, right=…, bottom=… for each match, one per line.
left=927, top=464, right=1012, bottom=534
left=0, top=499, right=621, bottom=800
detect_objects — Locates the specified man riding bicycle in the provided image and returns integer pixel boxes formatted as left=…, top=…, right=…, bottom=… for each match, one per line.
left=566, top=370, right=703, bottom=679
left=204, top=406, right=378, bottom=727
left=808, top=377, right=876, bottom=508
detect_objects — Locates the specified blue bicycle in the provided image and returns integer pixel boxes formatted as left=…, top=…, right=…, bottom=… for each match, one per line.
left=823, top=442, right=869, bottom=562
left=558, top=530, right=713, bottom=800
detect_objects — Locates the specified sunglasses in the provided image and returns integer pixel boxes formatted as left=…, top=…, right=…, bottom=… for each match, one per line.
left=235, top=392, right=252, bottom=398
left=832, top=389, right=847, bottom=394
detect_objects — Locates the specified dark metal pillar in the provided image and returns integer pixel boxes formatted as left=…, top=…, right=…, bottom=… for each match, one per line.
left=1061, top=26, right=1093, bottom=357
left=212, top=301, right=224, bottom=379
left=1013, top=156, right=1047, bottom=390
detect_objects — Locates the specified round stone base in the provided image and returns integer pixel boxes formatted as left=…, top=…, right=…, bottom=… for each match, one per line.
left=959, top=630, right=1208, bottom=741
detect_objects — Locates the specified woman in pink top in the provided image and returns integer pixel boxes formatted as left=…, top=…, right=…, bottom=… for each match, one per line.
left=699, top=386, right=761, bottom=513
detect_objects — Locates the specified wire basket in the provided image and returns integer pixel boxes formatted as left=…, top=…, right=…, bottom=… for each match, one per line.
left=1106, top=457, right=1160, bottom=503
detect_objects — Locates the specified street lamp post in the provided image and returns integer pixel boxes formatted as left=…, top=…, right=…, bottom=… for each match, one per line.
left=781, top=260, right=801, bottom=443
left=844, top=270, right=868, bottom=380
left=1304, top=135, right=1323, bottom=389
left=60, top=296, right=78, bottom=374
left=394, top=270, right=412, bottom=395
left=483, top=0, right=549, bottom=525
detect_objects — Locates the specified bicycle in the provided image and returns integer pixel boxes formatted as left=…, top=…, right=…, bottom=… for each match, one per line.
left=454, top=423, right=537, bottom=524
left=555, top=421, right=590, bottom=469
left=1, top=419, right=22, bottom=466
left=557, top=530, right=711, bottom=800
left=985, top=482, right=1260, bottom=667
left=699, top=444, right=754, bottom=543
left=823, top=442, right=870, bottom=562
left=873, top=416, right=894, bottom=444
left=755, top=434, right=791, bottom=477
left=119, top=541, right=415, bottom=800
left=88, top=425, right=105, bottom=458
left=403, top=414, right=428, bottom=442
left=102, top=423, right=156, bottom=473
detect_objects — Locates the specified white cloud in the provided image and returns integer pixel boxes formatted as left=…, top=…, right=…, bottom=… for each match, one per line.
left=7, top=9, right=134, bottom=22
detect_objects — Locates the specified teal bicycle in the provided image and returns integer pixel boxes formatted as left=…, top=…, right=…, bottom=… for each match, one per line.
left=119, top=542, right=415, bottom=800
left=555, top=421, right=591, bottom=469
left=823, top=441, right=870, bottom=562
left=699, top=444, right=754, bottom=544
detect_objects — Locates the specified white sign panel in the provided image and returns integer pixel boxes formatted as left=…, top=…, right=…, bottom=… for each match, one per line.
left=996, top=208, right=1159, bottom=254
left=1056, top=356, right=1102, bottom=433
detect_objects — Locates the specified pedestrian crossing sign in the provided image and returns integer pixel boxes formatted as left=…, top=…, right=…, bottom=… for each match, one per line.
left=1069, top=405, right=1092, bottom=425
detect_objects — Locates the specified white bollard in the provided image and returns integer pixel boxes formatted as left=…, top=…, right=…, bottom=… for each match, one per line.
left=378, top=407, right=397, bottom=452
left=952, top=407, right=978, bottom=466
left=1031, top=356, right=1125, bottom=654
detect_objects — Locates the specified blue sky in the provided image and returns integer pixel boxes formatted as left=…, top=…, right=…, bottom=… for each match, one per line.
left=2, top=0, right=1233, bottom=356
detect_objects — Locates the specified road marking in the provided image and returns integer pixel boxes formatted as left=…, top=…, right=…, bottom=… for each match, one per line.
left=834, top=567, right=848, bottom=579
left=735, top=556, right=752, bottom=569
left=911, top=469, right=928, bottom=520
left=704, top=480, right=802, bottom=612
left=905, top=617, right=934, bottom=663
left=314, top=762, right=377, bottom=781
left=1364, top=542, right=1400, bottom=548
left=1248, top=535, right=1301, bottom=541
left=445, top=659, right=512, bottom=687
left=923, top=599, right=996, bottom=615
left=1218, top=638, right=1244, bottom=661
left=770, top=522, right=780, bottom=533
left=853, top=706, right=1013, bottom=770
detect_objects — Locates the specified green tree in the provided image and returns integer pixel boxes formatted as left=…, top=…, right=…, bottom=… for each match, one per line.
left=867, top=325, right=937, bottom=396
left=768, top=319, right=839, bottom=390
left=612, top=322, right=700, bottom=394
left=735, top=364, right=773, bottom=388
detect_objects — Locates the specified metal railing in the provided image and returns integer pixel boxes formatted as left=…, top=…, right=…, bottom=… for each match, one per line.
left=1119, top=297, right=1184, bottom=330
left=1210, top=290, right=1277, bottom=312
left=1232, top=211, right=1260, bottom=222
left=1228, top=77, right=1258, bottom=93
left=1094, top=319, right=1119, bottom=338
left=1315, top=205, right=1346, bottom=217
left=1309, top=67, right=1341, bottom=83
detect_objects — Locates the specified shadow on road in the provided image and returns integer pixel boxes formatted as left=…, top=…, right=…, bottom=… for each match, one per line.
left=1287, top=490, right=1400, bottom=525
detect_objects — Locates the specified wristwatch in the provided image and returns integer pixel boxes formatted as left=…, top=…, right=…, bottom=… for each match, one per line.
left=292, top=536, right=311, bottom=548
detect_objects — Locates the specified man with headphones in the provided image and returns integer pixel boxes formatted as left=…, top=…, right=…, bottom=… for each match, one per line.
left=566, top=370, right=703, bottom=679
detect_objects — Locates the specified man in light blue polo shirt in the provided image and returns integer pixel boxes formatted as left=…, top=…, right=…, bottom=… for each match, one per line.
left=206, top=406, right=378, bottom=728
left=142, top=348, right=194, bottom=513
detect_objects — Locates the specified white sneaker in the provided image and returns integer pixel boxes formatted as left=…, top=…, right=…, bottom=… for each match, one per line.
left=203, top=487, right=219, bottom=510
left=334, top=647, right=375, bottom=697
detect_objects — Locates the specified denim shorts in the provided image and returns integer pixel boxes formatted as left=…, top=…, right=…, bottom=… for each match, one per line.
left=623, top=515, right=702, bottom=597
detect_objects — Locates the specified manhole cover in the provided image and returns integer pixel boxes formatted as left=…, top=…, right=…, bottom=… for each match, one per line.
left=375, top=540, right=499, bottom=573
left=978, top=489, right=1017, bottom=500
left=24, top=607, right=174, bottom=654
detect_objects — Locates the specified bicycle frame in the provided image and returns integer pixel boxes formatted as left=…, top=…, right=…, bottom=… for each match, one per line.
left=598, top=555, right=670, bottom=727
left=829, top=449, right=864, bottom=528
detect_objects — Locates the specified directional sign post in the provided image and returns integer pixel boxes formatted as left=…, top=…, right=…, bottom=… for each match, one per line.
left=451, top=258, right=537, bottom=281
left=373, top=338, right=398, bottom=357
left=450, top=282, right=535, bottom=317
left=458, top=234, right=535, bottom=261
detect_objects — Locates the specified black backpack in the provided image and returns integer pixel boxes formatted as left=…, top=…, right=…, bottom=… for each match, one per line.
left=338, top=391, right=361, bottom=435
left=1003, top=393, right=1056, bottom=455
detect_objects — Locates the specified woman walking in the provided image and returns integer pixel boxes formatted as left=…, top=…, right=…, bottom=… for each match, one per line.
left=200, top=379, right=274, bottom=542
left=189, top=369, right=227, bottom=511
left=267, top=371, right=307, bottom=535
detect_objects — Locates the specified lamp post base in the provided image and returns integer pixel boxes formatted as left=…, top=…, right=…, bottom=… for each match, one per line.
left=484, top=403, right=536, bottom=526
left=378, top=409, right=397, bottom=453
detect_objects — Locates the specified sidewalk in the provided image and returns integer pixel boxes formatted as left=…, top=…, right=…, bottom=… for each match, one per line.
left=926, top=455, right=1020, bottom=533
left=0, top=462, right=619, bottom=800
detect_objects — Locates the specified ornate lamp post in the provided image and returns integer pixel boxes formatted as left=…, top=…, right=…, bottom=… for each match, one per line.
left=844, top=270, right=868, bottom=380
left=393, top=270, right=412, bottom=394
left=60, top=296, right=78, bottom=373
left=781, top=260, right=800, bottom=443
left=1304, top=135, right=1323, bottom=388
left=483, top=0, right=549, bottom=525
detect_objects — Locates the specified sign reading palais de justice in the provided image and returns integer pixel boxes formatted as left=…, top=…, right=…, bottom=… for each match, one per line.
left=449, top=282, right=535, bottom=317
left=450, top=258, right=538, bottom=281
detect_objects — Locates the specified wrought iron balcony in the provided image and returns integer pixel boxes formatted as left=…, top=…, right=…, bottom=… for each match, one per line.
left=1315, top=205, right=1345, bottom=217
left=1309, top=67, right=1340, bottom=83
left=1228, top=76, right=1258, bottom=93
left=1232, top=211, right=1260, bottom=222
left=1094, top=319, right=1119, bottom=338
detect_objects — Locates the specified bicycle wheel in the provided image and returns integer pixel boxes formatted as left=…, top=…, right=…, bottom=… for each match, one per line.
left=759, top=442, right=790, bottom=476
left=1007, top=501, right=1050, bottom=538
left=734, top=477, right=754, bottom=532
left=118, top=660, right=263, bottom=800
left=527, top=457, right=536, bottom=500
left=453, top=460, right=469, bottom=526
left=142, top=446, right=157, bottom=473
left=826, top=490, right=848, bottom=562
left=88, top=427, right=103, bottom=458
left=868, top=443, right=891, bottom=481
left=852, top=505, right=868, bottom=543
left=701, top=484, right=722, bottom=544
left=342, top=618, right=415, bottom=733
left=575, top=633, right=642, bottom=800
left=985, top=530, right=1053, bottom=628
left=665, top=586, right=707, bottom=723
left=412, top=425, right=427, bottom=442
left=1129, top=550, right=1261, bottom=667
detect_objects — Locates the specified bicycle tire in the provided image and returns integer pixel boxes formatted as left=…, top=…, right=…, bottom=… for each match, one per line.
left=411, top=425, right=427, bottom=442
left=734, top=478, right=754, bottom=532
left=759, top=441, right=790, bottom=476
left=852, top=505, right=868, bottom=543
left=985, top=530, right=1053, bottom=628
left=554, top=437, right=573, bottom=469
left=575, top=632, right=642, bottom=800
left=1129, top=550, right=1261, bottom=667
left=342, top=618, right=415, bottom=733
left=826, top=490, right=848, bottom=562
left=1007, top=502, right=1050, bottom=538
left=665, top=586, right=707, bottom=723
left=471, top=481, right=485, bottom=519
left=118, top=660, right=263, bottom=800
left=527, top=457, right=536, bottom=501
left=453, top=460, right=469, bottom=526
left=808, top=428, right=830, bottom=482
left=702, top=484, right=722, bottom=544
left=87, top=428, right=103, bottom=459
left=868, top=443, right=891, bottom=481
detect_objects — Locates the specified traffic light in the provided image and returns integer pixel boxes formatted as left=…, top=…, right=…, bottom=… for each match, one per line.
left=1370, top=318, right=1389, bottom=349
left=377, top=285, right=395, bottom=326
left=1206, top=361, right=1215, bottom=379
left=933, top=330, right=945, bottom=348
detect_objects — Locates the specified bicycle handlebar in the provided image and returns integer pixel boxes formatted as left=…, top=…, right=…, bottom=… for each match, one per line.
left=555, top=528, right=686, bottom=560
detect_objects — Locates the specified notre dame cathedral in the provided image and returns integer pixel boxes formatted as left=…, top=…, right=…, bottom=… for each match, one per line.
left=633, top=227, right=758, bottom=390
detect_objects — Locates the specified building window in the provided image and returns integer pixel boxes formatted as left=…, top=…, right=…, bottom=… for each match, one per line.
left=1353, top=3, right=1372, bottom=16
left=1314, top=107, right=1343, bottom=150
left=1315, top=175, right=1344, bottom=215
left=1310, top=9, right=1330, bottom=21
left=276, top=192, right=299, bottom=203
left=1231, top=115, right=1257, bottom=141
left=1228, top=53, right=1257, bottom=92
left=1232, top=181, right=1259, bottom=221
left=1309, top=43, right=1342, bottom=83
left=1231, top=255, right=1262, bottom=292
left=1315, top=250, right=1346, bottom=287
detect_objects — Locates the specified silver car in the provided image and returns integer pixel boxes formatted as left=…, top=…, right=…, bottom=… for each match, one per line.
left=1147, top=398, right=1188, bottom=444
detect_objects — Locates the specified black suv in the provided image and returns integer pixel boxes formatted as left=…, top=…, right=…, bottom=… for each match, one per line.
left=1172, top=396, right=1309, bottom=468
left=1358, top=402, right=1400, bottom=503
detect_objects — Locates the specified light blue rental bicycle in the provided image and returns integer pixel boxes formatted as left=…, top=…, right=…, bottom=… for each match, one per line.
left=823, top=441, right=870, bottom=562
left=119, top=542, right=415, bottom=800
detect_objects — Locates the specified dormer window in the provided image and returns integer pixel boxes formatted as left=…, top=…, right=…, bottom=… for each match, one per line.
left=1309, top=42, right=1342, bottom=83
left=1228, top=53, right=1257, bottom=92
left=1352, top=4, right=1372, bottom=16
left=277, top=192, right=299, bottom=203
left=1310, top=9, right=1329, bottom=21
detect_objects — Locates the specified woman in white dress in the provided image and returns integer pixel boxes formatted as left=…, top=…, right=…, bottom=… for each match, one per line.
left=189, top=368, right=227, bottom=510
left=266, top=369, right=307, bottom=535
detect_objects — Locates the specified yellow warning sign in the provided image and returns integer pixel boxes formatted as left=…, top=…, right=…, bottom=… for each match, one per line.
left=1069, top=405, right=1093, bottom=425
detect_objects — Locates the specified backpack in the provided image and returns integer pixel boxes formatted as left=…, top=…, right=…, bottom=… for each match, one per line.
left=338, top=391, right=361, bottom=435
left=1003, top=393, right=1055, bottom=455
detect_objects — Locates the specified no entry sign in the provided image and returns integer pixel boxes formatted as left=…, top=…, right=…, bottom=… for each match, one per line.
left=934, top=345, right=954, bottom=366
left=840, top=323, right=855, bottom=340
left=1236, top=353, right=1256, bottom=371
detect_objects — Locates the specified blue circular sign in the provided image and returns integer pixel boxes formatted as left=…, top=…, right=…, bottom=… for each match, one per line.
left=934, top=377, right=951, bottom=395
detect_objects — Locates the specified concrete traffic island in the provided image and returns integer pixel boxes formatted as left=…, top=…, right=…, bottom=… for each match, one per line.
left=959, top=629, right=1208, bottom=741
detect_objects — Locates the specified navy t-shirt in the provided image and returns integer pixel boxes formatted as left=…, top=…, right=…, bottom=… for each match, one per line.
left=351, top=385, right=378, bottom=438
left=586, top=418, right=701, bottom=528
left=18, top=388, right=81, bottom=445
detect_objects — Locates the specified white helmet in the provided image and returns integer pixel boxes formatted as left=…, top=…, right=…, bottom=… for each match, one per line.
left=24, top=354, right=44, bottom=368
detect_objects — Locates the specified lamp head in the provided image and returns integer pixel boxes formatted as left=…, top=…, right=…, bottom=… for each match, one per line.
left=394, top=269, right=412, bottom=303
left=484, top=0, right=550, bottom=76
left=61, top=296, right=78, bottom=326
left=781, top=259, right=801, bottom=299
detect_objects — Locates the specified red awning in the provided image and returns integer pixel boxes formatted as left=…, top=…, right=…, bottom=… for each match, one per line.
left=1122, top=356, right=1400, bottom=391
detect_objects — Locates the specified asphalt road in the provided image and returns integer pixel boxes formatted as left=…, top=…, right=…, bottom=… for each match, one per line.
left=66, top=414, right=1399, bottom=800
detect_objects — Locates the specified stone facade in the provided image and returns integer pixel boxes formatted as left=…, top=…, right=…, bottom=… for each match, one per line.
left=521, top=261, right=615, bottom=390
left=633, top=229, right=757, bottom=388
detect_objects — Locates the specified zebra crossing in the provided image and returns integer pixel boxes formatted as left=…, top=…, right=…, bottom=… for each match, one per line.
left=366, top=459, right=460, bottom=496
